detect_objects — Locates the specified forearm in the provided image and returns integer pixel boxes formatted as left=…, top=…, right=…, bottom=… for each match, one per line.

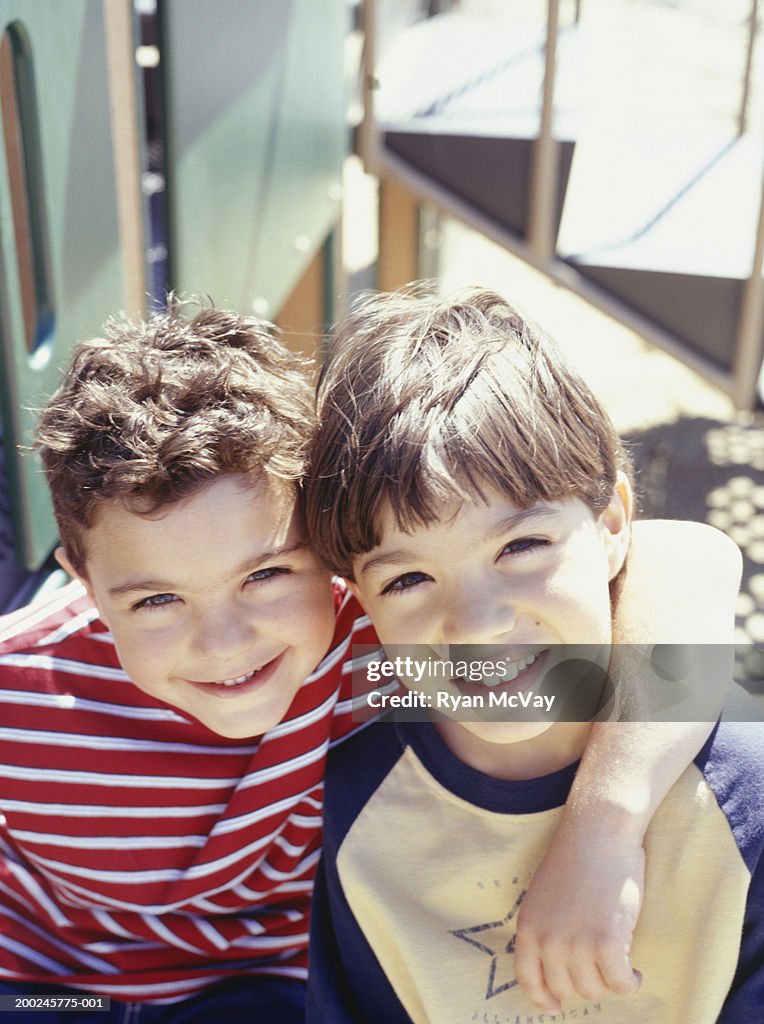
left=566, top=720, right=713, bottom=842
left=587, top=520, right=742, bottom=838
left=617, top=520, right=741, bottom=645
left=516, top=521, right=742, bottom=1010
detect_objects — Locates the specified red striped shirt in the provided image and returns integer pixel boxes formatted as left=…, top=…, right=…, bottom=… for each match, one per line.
left=0, top=581, right=376, bottom=1003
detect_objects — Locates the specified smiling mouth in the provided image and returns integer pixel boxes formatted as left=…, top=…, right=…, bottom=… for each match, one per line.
left=191, top=655, right=281, bottom=691
left=215, top=669, right=259, bottom=688
left=460, top=649, right=549, bottom=688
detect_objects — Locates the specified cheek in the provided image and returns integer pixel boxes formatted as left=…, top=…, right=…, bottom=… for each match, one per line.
left=108, top=622, right=178, bottom=689
left=548, top=576, right=612, bottom=640
left=373, top=606, right=425, bottom=647
left=549, top=542, right=611, bottom=600
left=293, top=575, right=336, bottom=649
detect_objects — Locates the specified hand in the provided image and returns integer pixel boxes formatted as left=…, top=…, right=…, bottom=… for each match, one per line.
left=514, top=823, right=644, bottom=1011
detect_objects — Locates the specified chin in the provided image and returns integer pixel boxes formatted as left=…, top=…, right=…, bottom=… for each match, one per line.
left=190, top=699, right=288, bottom=739
left=465, top=721, right=554, bottom=745
left=199, top=714, right=275, bottom=739
left=210, top=723, right=262, bottom=739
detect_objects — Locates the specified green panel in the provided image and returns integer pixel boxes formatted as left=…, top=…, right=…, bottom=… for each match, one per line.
left=163, top=0, right=347, bottom=317
left=0, top=0, right=128, bottom=568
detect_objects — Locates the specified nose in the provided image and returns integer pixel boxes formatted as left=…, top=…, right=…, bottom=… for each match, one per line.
left=192, top=604, right=258, bottom=663
left=434, top=580, right=518, bottom=645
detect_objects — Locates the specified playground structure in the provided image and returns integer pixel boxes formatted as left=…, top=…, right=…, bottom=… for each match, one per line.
left=1, top=0, right=764, bottom=614
left=363, top=0, right=764, bottom=410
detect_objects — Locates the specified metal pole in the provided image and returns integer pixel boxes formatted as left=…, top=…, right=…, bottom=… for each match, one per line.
left=739, top=0, right=759, bottom=135
left=0, top=32, right=36, bottom=350
left=528, top=0, right=561, bottom=267
left=359, top=0, right=380, bottom=174
left=103, top=0, right=147, bottom=316
left=733, top=166, right=764, bottom=409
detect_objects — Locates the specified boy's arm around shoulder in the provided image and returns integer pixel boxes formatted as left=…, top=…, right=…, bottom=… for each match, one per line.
left=616, top=519, right=742, bottom=644
left=591, top=519, right=741, bottom=830
left=514, top=520, right=742, bottom=1011
left=561, top=518, right=740, bottom=831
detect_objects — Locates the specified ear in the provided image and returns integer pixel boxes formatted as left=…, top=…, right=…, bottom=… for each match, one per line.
left=600, top=472, right=633, bottom=580
left=55, top=546, right=94, bottom=600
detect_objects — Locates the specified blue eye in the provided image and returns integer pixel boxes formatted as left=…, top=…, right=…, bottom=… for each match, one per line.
left=381, top=571, right=431, bottom=596
left=132, top=592, right=178, bottom=611
left=245, top=567, right=290, bottom=585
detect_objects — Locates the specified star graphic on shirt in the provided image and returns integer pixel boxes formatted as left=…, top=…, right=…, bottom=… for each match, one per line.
left=449, top=889, right=526, bottom=999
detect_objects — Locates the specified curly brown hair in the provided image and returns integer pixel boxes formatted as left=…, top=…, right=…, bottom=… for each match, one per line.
left=36, top=301, right=314, bottom=573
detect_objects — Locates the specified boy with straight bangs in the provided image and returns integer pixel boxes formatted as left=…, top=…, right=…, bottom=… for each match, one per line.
left=0, top=299, right=740, bottom=1021
left=304, top=287, right=761, bottom=1023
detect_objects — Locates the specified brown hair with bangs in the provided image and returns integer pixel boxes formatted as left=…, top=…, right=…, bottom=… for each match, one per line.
left=305, top=286, right=632, bottom=579
left=36, top=300, right=314, bottom=574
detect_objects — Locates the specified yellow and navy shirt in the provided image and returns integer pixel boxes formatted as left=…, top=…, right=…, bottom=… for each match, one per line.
left=307, top=718, right=764, bottom=1023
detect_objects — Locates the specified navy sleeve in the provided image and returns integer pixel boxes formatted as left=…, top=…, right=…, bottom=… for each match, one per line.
left=307, top=848, right=413, bottom=1023
left=715, top=850, right=764, bottom=1021
left=306, top=723, right=414, bottom=1024
left=697, top=721, right=764, bottom=1021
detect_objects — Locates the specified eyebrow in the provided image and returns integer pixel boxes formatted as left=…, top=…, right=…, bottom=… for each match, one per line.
left=107, top=540, right=306, bottom=597
left=486, top=506, right=562, bottom=540
left=358, top=506, right=562, bottom=577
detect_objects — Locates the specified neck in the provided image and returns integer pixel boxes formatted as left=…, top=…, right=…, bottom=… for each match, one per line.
left=435, top=720, right=593, bottom=781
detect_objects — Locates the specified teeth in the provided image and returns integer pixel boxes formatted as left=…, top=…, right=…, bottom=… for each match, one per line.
left=218, top=669, right=257, bottom=688
left=475, top=653, right=537, bottom=687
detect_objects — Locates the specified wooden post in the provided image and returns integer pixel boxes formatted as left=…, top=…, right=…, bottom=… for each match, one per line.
left=378, top=176, right=420, bottom=291
left=275, top=243, right=327, bottom=365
